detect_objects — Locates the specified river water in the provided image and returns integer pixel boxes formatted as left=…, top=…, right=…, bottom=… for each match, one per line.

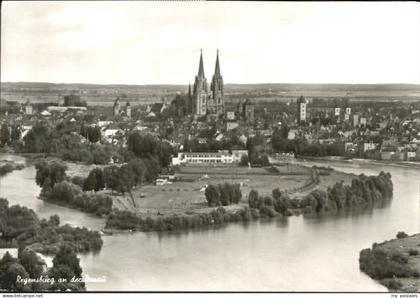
left=0, top=154, right=419, bottom=291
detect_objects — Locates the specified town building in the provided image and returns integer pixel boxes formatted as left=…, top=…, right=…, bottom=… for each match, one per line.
left=226, top=121, right=239, bottom=131
left=126, top=101, right=131, bottom=118
left=297, top=96, right=307, bottom=123
left=353, top=114, right=359, bottom=127
left=113, top=97, right=121, bottom=116
left=243, top=99, right=255, bottom=124
left=63, top=95, right=86, bottom=107
left=226, top=111, right=235, bottom=121
left=363, top=142, right=378, bottom=152
left=112, top=99, right=131, bottom=118
left=24, top=99, right=33, bottom=115
left=172, top=150, right=248, bottom=165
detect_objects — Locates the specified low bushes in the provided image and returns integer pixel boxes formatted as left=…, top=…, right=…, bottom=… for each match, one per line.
left=0, top=162, right=24, bottom=176
left=43, top=181, right=113, bottom=216
left=408, top=249, right=419, bottom=256
left=106, top=206, right=255, bottom=232
left=359, top=248, right=417, bottom=279
left=397, top=231, right=408, bottom=239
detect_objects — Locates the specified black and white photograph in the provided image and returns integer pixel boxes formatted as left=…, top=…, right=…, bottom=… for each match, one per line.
left=0, top=1, right=419, bottom=295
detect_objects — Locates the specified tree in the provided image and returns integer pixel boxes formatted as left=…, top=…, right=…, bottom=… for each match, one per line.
left=48, top=214, right=60, bottom=226
left=232, top=183, right=242, bottom=203
left=127, top=158, right=146, bottom=186
left=35, top=161, right=67, bottom=188
left=86, top=126, right=102, bottom=143
left=272, top=188, right=281, bottom=200
left=116, top=164, right=135, bottom=195
left=52, top=245, right=83, bottom=278
left=219, top=183, right=232, bottom=206
left=104, top=165, right=120, bottom=193
left=91, top=145, right=110, bottom=165
left=205, top=185, right=220, bottom=207
left=19, top=249, right=45, bottom=279
left=22, top=122, right=52, bottom=153
left=239, top=154, right=249, bottom=167
left=47, top=181, right=82, bottom=204
left=1, top=262, right=30, bottom=291
left=127, top=132, right=157, bottom=158
left=48, top=245, right=85, bottom=291
left=0, top=124, right=10, bottom=146
left=248, top=190, right=259, bottom=209
left=84, top=168, right=105, bottom=192
left=142, top=156, right=161, bottom=183
left=3, top=205, right=39, bottom=239
left=158, top=141, right=174, bottom=169
left=10, top=125, right=21, bottom=143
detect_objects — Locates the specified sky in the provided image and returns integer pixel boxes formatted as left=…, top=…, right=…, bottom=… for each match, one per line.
left=1, top=1, right=420, bottom=85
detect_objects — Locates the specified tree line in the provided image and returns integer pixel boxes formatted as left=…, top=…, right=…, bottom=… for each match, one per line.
left=105, top=206, right=258, bottom=232
left=246, top=171, right=393, bottom=217
left=204, top=183, right=242, bottom=207
left=0, top=123, right=21, bottom=147
left=35, top=161, right=113, bottom=216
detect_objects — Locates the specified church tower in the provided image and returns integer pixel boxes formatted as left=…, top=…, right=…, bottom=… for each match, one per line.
left=125, top=101, right=131, bottom=118
left=210, top=49, right=224, bottom=115
left=193, top=49, right=208, bottom=115
left=187, top=83, right=193, bottom=114
left=113, top=97, right=121, bottom=116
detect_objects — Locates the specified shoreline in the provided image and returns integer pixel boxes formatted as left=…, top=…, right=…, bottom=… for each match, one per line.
left=300, top=155, right=420, bottom=169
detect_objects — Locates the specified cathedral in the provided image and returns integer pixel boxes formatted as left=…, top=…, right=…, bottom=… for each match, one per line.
left=188, top=50, right=224, bottom=116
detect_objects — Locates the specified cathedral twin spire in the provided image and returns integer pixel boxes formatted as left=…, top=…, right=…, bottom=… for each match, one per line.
left=197, top=49, right=221, bottom=79
left=191, top=49, right=224, bottom=116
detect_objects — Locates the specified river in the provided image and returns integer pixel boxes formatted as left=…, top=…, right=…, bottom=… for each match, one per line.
left=0, top=154, right=419, bottom=291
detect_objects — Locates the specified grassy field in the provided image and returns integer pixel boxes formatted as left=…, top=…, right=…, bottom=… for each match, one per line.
left=109, top=164, right=312, bottom=217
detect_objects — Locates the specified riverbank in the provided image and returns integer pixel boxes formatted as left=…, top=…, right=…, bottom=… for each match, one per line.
left=0, top=159, right=24, bottom=176
left=359, top=233, right=420, bottom=292
left=300, top=155, right=420, bottom=169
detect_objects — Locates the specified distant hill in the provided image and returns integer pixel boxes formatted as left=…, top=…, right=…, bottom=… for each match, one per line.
left=2, top=81, right=420, bottom=92
left=1, top=82, right=420, bottom=105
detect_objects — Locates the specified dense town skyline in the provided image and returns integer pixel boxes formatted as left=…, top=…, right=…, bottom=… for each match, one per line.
left=2, top=1, right=420, bottom=85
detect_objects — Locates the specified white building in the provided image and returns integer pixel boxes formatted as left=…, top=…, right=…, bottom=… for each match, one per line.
left=334, top=107, right=341, bottom=116
left=231, top=150, right=248, bottom=162
left=363, top=142, right=378, bottom=152
left=226, top=111, right=235, bottom=120
left=172, top=150, right=248, bottom=165
left=226, top=121, right=239, bottom=131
